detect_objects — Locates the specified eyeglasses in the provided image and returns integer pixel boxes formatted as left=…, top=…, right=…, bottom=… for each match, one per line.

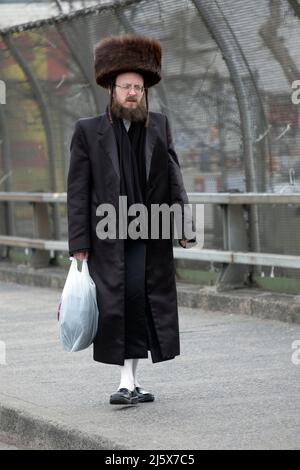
left=115, top=83, right=144, bottom=94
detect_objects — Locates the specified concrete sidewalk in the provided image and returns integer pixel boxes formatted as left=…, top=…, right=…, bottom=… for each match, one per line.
left=0, top=280, right=300, bottom=449
left=0, top=432, right=24, bottom=450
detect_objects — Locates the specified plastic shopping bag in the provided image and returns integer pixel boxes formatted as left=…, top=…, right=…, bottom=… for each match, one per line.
left=58, top=257, right=99, bottom=352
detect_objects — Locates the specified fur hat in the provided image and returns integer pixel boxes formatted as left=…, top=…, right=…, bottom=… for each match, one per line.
left=94, top=33, right=162, bottom=88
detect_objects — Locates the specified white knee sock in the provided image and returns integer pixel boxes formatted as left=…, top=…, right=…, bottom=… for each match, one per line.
left=133, top=359, right=141, bottom=388
left=118, top=359, right=134, bottom=391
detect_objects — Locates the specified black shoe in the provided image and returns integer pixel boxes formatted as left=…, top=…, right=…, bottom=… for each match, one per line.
left=134, top=387, right=155, bottom=403
left=109, top=388, right=139, bottom=405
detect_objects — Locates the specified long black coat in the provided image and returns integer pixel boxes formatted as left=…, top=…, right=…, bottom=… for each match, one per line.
left=67, top=111, right=194, bottom=365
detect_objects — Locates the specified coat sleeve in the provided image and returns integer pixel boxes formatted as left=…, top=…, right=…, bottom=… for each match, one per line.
left=67, top=120, right=91, bottom=256
left=166, top=115, right=197, bottom=248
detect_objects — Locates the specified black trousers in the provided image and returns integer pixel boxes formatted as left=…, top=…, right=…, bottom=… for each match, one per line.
left=124, top=238, right=163, bottom=362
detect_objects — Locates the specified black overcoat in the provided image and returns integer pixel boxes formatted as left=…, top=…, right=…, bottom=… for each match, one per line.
left=67, top=111, right=194, bottom=365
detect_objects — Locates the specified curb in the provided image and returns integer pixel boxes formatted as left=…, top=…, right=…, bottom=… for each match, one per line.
left=0, top=403, right=127, bottom=450
left=0, top=262, right=66, bottom=289
left=177, top=284, right=300, bottom=324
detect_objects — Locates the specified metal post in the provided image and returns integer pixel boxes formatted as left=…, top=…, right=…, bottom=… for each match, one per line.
left=0, top=104, right=15, bottom=259
left=216, top=204, right=250, bottom=290
left=31, top=202, right=51, bottom=268
left=215, top=73, right=227, bottom=191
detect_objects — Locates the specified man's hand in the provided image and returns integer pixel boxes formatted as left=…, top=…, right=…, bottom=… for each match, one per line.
left=179, top=239, right=188, bottom=248
left=73, top=251, right=89, bottom=261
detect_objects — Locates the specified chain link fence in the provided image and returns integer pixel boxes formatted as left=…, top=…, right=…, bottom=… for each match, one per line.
left=0, top=0, right=300, bottom=288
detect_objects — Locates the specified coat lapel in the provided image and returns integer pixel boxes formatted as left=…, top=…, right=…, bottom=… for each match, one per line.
left=96, top=113, right=158, bottom=184
left=145, top=119, right=158, bottom=182
left=97, top=115, right=120, bottom=179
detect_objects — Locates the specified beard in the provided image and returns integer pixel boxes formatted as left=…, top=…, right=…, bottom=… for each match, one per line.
left=111, top=95, right=148, bottom=122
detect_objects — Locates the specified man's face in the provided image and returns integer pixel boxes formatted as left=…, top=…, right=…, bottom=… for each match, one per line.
left=111, top=71, right=147, bottom=122
left=114, top=72, right=144, bottom=108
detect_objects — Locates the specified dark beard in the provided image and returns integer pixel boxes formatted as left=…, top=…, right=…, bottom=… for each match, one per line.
left=111, top=97, right=148, bottom=122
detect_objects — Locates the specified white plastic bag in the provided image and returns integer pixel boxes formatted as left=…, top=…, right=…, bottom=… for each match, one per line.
left=58, top=257, right=99, bottom=352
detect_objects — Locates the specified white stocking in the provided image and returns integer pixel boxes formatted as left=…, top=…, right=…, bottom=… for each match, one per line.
left=133, top=359, right=141, bottom=388
left=118, top=359, right=134, bottom=391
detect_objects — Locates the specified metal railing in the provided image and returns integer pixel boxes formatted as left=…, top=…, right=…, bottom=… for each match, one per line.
left=1, top=191, right=300, bottom=289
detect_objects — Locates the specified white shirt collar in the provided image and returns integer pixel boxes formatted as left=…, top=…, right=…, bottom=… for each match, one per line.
left=123, top=118, right=131, bottom=131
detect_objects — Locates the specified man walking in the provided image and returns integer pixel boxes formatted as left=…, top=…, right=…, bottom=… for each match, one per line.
left=67, top=34, right=196, bottom=405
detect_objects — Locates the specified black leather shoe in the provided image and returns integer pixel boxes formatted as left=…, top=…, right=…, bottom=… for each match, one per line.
left=135, top=387, right=155, bottom=403
left=109, top=388, right=139, bottom=405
